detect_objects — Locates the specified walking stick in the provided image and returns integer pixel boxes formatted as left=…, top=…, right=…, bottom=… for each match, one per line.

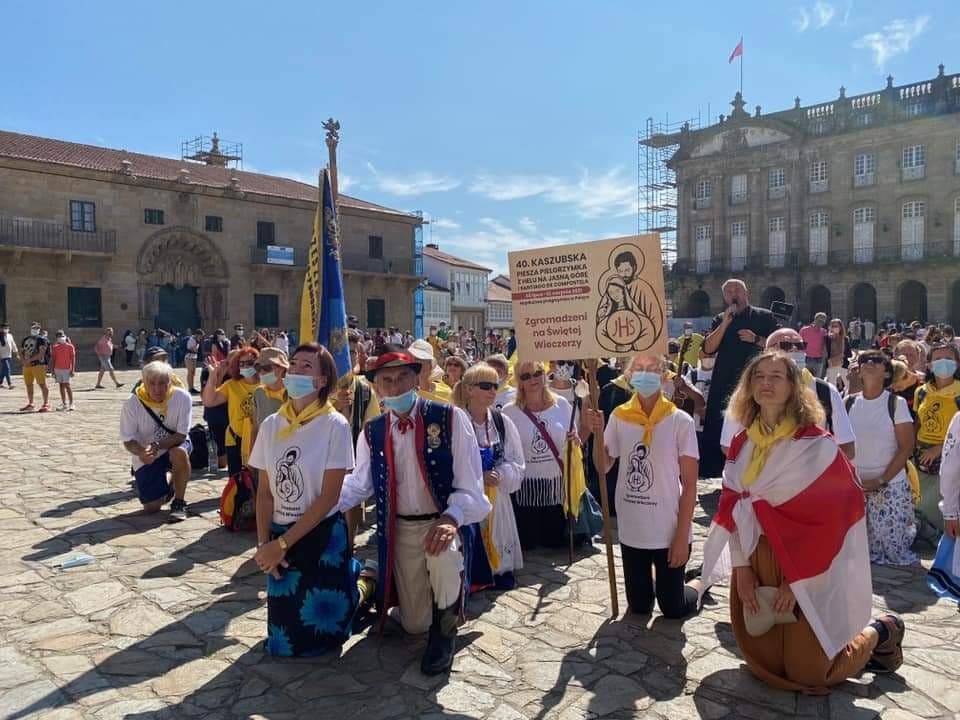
left=585, top=359, right=619, bottom=617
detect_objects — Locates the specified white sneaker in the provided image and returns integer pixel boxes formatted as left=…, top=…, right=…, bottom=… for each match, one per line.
left=55, top=404, right=68, bottom=412
left=67, top=403, right=76, bottom=411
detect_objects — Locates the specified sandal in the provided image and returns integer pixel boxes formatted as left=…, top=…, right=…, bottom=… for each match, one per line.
left=868, top=614, right=905, bottom=673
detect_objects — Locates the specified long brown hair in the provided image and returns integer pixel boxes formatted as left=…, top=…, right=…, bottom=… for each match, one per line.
left=727, top=351, right=825, bottom=428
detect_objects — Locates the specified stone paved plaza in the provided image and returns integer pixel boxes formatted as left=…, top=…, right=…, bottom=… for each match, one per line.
left=1, top=369, right=959, bottom=719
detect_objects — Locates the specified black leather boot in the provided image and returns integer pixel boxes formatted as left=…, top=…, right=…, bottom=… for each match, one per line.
left=420, top=601, right=459, bottom=675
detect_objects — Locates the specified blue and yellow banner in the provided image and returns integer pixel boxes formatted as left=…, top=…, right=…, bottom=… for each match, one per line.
left=299, top=168, right=351, bottom=377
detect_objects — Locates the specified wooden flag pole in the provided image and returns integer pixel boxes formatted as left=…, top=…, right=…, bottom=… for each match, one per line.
left=585, top=358, right=619, bottom=617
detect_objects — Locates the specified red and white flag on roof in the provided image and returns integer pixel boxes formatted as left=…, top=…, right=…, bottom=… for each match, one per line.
left=700, top=425, right=871, bottom=659
left=728, top=37, right=743, bottom=63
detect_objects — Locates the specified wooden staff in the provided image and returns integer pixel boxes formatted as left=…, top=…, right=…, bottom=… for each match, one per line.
left=585, top=358, right=619, bottom=617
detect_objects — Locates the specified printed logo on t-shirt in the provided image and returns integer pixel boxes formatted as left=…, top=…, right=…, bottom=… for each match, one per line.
left=530, top=429, right=550, bottom=460
left=153, top=413, right=169, bottom=444
left=240, top=392, right=256, bottom=421
left=922, top=400, right=945, bottom=438
left=626, top=442, right=654, bottom=494
left=275, top=447, right=305, bottom=504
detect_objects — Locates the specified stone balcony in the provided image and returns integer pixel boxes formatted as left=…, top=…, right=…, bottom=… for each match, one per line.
left=0, top=215, right=117, bottom=257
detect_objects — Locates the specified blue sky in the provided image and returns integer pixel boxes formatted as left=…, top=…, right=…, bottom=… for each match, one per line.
left=2, top=1, right=954, bottom=274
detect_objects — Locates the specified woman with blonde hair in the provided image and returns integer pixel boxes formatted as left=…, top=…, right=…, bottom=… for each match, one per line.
left=700, top=350, right=905, bottom=691
left=825, top=318, right=852, bottom=389
left=453, top=363, right=525, bottom=589
left=503, top=359, right=577, bottom=550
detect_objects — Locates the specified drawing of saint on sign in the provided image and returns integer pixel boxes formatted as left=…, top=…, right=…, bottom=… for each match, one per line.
left=595, top=243, right=663, bottom=353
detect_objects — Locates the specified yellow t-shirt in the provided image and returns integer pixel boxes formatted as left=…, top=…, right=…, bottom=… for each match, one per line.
left=915, top=380, right=960, bottom=445
left=678, top=333, right=704, bottom=368
left=217, top=378, right=259, bottom=459
left=418, top=380, right=452, bottom=404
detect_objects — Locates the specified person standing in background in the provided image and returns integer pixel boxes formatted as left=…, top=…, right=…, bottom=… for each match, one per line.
left=800, top=313, right=828, bottom=379
left=20, top=322, right=50, bottom=412
left=0, top=323, right=17, bottom=389
left=50, top=330, right=76, bottom=411
left=677, top=321, right=703, bottom=368
left=94, top=328, right=124, bottom=390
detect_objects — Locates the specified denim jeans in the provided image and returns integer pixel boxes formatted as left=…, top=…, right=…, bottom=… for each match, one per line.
left=0, top=357, right=11, bottom=386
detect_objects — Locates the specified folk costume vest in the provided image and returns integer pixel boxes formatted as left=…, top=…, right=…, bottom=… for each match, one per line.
left=365, top=399, right=475, bottom=622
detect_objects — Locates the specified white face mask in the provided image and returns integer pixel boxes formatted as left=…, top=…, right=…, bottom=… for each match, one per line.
left=788, top=351, right=807, bottom=367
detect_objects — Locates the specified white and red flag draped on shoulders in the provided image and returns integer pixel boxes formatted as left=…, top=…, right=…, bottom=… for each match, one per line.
left=700, top=425, right=871, bottom=659
left=729, top=37, right=743, bottom=63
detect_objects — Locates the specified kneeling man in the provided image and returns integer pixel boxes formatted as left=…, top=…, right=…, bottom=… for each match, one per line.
left=120, top=361, right=192, bottom=521
left=339, top=345, right=490, bottom=675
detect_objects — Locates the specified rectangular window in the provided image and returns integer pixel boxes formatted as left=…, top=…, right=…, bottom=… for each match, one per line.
left=854, top=153, right=876, bottom=187
left=67, top=287, right=102, bottom=328
left=205, top=215, right=223, bottom=232
left=368, top=235, right=383, bottom=259
left=768, top=217, right=786, bottom=267
left=730, top=221, right=748, bottom=271
left=902, top=201, right=925, bottom=260
left=69, top=200, right=96, bottom=232
left=808, top=211, right=829, bottom=266
left=256, top=221, right=276, bottom=248
left=953, top=197, right=960, bottom=256
left=902, top=145, right=925, bottom=168
left=694, top=224, right=712, bottom=273
left=730, top=174, right=747, bottom=204
left=367, top=298, right=385, bottom=329
left=853, top=207, right=876, bottom=264
left=144, top=209, right=164, bottom=225
left=809, top=160, right=828, bottom=193
left=254, top=294, right=279, bottom=327
left=855, top=113, right=873, bottom=127
left=768, top=168, right=785, bottom=188
left=695, top=179, right=712, bottom=198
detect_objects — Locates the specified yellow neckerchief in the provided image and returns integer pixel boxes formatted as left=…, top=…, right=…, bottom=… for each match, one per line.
left=920, top=379, right=960, bottom=402
left=261, top=383, right=287, bottom=402
left=136, top=383, right=175, bottom=416
left=742, top=416, right=798, bottom=487
left=611, top=374, right=631, bottom=391
left=277, top=398, right=334, bottom=439
left=801, top=367, right=815, bottom=387
left=612, top=392, right=677, bottom=447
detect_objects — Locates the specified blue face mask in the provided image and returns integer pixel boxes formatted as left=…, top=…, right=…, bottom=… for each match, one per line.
left=382, top=388, right=418, bottom=415
left=931, top=358, right=958, bottom=379
left=239, top=366, right=257, bottom=379
left=260, top=371, right=278, bottom=386
left=629, top=371, right=662, bottom=397
left=283, top=373, right=316, bottom=399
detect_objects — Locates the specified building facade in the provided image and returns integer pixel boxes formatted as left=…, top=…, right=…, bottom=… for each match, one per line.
left=665, top=65, right=960, bottom=325
left=422, top=244, right=490, bottom=332
left=486, top=276, right=513, bottom=330
left=0, top=130, right=423, bottom=353
left=422, top=282, right=451, bottom=330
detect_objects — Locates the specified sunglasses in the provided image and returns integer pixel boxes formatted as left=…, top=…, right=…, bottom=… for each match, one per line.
left=859, top=356, right=886, bottom=365
left=473, top=381, right=499, bottom=391
left=519, top=369, right=545, bottom=382
left=777, top=341, right=806, bottom=351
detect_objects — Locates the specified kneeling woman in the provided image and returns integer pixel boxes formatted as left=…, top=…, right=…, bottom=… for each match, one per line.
left=250, top=342, right=359, bottom=656
left=701, top=351, right=905, bottom=692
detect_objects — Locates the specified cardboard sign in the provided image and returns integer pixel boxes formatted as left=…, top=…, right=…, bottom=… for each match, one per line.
left=509, top=234, right=667, bottom=361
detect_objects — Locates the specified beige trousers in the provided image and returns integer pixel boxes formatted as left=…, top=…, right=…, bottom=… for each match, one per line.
left=393, top=519, right=464, bottom=634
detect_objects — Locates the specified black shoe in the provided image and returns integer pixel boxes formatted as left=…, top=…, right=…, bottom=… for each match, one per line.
left=169, top=499, right=188, bottom=522
left=420, top=601, right=459, bottom=676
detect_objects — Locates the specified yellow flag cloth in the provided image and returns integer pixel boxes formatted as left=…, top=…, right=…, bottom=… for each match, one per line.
left=563, top=440, right=587, bottom=519
left=742, top=417, right=798, bottom=488
left=611, top=392, right=677, bottom=447
left=277, top=399, right=334, bottom=440
left=135, top=383, right=174, bottom=417
left=801, top=367, right=815, bottom=386
left=481, top=486, right=501, bottom=570
left=905, top=460, right=921, bottom=506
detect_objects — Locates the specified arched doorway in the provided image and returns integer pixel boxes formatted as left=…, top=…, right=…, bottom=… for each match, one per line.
left=849, top=283, right=877, bottom=322
left=806, top=284, right=832, bottom=319
left=760, top=286, right=786, bottom=310
left=684, top=290, right=710, bottom=317
left=950, top=280, right=960, bottom=329
left=898, top=280, right=927, bottom=324
left=136, top=227, right=229, bottom=330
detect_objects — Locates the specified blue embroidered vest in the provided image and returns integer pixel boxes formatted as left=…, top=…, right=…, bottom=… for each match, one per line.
left=365, top=399, right=475, bottom=613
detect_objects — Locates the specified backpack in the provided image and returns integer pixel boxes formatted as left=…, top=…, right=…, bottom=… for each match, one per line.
left=188, top=424, right=209, bottom=470
left=913, top=386, right=960, bottom=413
left=219, top=467, right=258, bottom=531
left=813, top=378, right=834, bottom=433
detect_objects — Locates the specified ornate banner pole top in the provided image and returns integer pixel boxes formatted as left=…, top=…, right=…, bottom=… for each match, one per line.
left=322, top=118, right=341, bottom=203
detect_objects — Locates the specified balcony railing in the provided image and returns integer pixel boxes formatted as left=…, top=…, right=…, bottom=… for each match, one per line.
left=853, top=173, right=875, bottom=187
left=250, top=245, right=307, bottom=267
left=694, top=196, right=712, bottom=209
left=0, top=216, right=117, bottom=254
left=730, top=191, right=747, bottom=205
left=340, top=252, right=418, bottom=276
left=672, top=241, right=959, bottom=275
left=809, top=179, right=829, bottom=194
left=768, top=186, right=786, bottom=200
left=902, top=165, right=925, bottom=181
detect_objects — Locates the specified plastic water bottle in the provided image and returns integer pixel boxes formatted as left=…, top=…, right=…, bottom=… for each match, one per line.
left=60, top=554, right=94, bottom=569
left=207, top=432, right=218, bottom=472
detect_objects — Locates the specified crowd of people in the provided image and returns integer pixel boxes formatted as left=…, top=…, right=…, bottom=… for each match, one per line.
left=12, top=277, right=960, bottom=689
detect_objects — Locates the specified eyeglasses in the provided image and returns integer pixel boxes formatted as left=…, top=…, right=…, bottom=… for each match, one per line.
left=859, top=356, right=886, bottom=365
left=777, top=341, right=806, bottom=351
left=519, top=369, right=545, bottom=382
left=473, top=381, right=499, bottom=391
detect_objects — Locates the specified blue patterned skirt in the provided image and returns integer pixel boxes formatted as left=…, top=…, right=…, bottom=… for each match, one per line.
left=266, top=512, right=359, bottom=657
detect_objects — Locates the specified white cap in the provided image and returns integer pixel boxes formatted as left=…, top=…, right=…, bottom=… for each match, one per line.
left=408, top=338, right=435, bottom=363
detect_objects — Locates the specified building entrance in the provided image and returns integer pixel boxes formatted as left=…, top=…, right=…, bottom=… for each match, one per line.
left=157, top=284, right=200, bottom=332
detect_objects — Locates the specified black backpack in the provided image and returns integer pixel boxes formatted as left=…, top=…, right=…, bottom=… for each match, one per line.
left=189, top=424, right=210, bottom=470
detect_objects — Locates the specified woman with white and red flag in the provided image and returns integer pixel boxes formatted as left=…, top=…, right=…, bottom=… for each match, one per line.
left=700, top=350, right=905, bottom=691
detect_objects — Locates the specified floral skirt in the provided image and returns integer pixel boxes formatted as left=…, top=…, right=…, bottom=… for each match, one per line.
left=865, top=473, right=918, bottom=566
left=266, top=513, right=359, bottom=657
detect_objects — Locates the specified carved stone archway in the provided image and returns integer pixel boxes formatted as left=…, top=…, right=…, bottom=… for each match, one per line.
left=136, top=227, right=230, bottom=329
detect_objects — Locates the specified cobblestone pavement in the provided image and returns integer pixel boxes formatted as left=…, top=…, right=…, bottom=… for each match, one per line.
left=1, top=369, right=959, bottom=720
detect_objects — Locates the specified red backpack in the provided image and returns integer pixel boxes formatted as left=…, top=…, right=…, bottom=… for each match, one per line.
left=219, top=468, right=258, bottom=531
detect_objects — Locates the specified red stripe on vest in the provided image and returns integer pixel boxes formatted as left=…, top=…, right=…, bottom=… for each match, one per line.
left=753, top=450, right=865, bottom=583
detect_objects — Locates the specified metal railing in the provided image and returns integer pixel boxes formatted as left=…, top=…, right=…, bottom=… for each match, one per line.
left=902, top=165, right=926, bottom=181
left=809, top=179, right=829, bottom=193
left=729, top=191, right=747, bottom=205
left=340, top=252, right=418, bottom=276
left=0, top=216, right=117, bottom=253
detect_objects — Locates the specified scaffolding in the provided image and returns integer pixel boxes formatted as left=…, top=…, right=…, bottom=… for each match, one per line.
left=638, top=117, right=698, bottom=267
left=181, top=133, right=243, bottom=169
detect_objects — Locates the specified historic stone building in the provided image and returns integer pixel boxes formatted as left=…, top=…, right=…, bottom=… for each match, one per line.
left=0, top=130, right=423, bottom=353
left=666, top=65, right=960, bottom=325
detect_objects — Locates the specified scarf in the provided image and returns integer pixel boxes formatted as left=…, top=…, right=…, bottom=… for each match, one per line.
left=742, top=417, right=797, bottom=487
left=277, top=398, right=334, bottom=439
left=135, top=383, right=174, bottom=416
left=801, top=367, right=815, bottom=386
left=611, top=392, right=676, bottom=447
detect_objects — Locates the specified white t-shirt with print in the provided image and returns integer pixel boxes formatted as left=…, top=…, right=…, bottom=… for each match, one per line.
left=846, top=390, right=912, bottom=481
left=604, top=410, right=699, bottom=549
left=248, top=410, right=354, bottom=524
left=503, top=397, right=572, bottom=481
left=119, top=388, right=193, bottom=471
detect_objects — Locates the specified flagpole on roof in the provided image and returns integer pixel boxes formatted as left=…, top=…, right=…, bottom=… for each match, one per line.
left=323, top=118, right=341, bottom=204
left=740, top=38, right=743, bottom=96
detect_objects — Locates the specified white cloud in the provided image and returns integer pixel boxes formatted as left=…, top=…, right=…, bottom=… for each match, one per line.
left=814, top=1, right=836, bottom=28
left=366, top=162, right=460, bottom=196
left=794, top=2, right=840, bottom=32
left=854, top=15, right=929, bottom=69
left=430, top=217, right=461, bottom=230
left=794, top=8, right=811, bottom=32
left=470, top=166, right=636, bottom=220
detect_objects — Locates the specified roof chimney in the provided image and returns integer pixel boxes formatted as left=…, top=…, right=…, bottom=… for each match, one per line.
left=120, top=159, right=133, bottom=175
